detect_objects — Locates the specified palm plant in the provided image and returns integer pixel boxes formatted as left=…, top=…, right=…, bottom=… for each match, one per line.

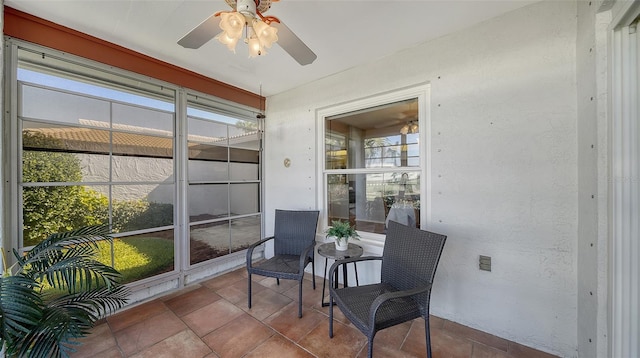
left=0, top=225, right=130, bottom=358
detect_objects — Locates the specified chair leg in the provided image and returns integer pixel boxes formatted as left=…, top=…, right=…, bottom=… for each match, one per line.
left=276, top=278, right=280, bottom=285
left=247, top=274, right=252, bottom=309
left=312, top=260, right=316, bottom=289
left=298, top=280, right=303, bottom=318
left=353, top=262, right=359, bottom=286
left=425, top=317, right=432, bottom=358
left=367, top=336, right=374, bottom=358
left=329, top=296, right=334, bottom=338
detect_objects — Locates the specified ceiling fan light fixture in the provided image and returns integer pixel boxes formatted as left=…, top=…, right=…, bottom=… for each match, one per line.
left=400, top=121, right=419, bottom=135
left=247, top=36, right=263, bottom=57
left=252, top=19, right=278, bottom=48
left=179, top=0, right=316, bottom=65
left=219, top=11, right=245, bottom=37
left=215, top=11, right=245, bottom=51
left=215, top=30, right=241, bottom=52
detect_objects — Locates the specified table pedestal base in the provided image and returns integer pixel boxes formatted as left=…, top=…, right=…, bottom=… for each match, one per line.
left=321, top=258, right=359, bottom=307
left=317, top=242, right=363, bottom=307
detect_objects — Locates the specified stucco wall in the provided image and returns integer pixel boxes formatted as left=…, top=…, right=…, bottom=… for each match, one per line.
left=265, top=1, right=578, bottom=356
left=79, top=155, right=257, bottom=217
left=576, top=1, right=612, bottom=357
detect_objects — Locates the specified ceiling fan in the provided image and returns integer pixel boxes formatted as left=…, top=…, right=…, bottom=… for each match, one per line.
left=178, top=0, right=317, bottom=66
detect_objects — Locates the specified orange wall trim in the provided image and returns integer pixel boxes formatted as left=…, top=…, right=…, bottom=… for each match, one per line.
left=3, top=6, right=264, bottom=110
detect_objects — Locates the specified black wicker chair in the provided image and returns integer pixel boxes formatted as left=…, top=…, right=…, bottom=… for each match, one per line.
left=328, top=220, right=447, bottom=358
left=246, top=209, right=319, bottom=318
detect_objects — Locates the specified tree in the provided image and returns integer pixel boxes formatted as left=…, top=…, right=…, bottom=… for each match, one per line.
left=235, top=119, right=258, bottom=132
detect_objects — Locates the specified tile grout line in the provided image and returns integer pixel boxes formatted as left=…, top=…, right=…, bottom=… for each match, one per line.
left=81, top=267, right=559, bottom=358
left=264, top=279, right=335, bottom=357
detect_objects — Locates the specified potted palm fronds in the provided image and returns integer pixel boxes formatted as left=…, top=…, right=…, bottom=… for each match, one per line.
left=325, top=220, right=359, bottom=251
left=0, top=225, right=130, bottom=358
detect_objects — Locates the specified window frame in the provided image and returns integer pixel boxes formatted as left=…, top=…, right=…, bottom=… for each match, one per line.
left=316, top=84, right=431, bottom=243
left=185, top=99, right=262, bottom=267
left=609, top=4, right=640, bottom=357
left=4, top=38, right=264, bottom=291
left=13, top=44, right=180, bottom=285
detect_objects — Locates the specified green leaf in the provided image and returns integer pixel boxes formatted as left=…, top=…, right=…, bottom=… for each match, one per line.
left=3, top=226, right=130, bottom=357
left=17, top=286, right=130, bottom=358
left=0, top=275, right=44, bottom=353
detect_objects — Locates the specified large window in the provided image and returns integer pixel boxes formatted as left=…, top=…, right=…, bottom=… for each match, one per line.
left=9, top=41, right=262, bottom=287
left=321, top=87, right=429, bottom=238
left=187, top=99, right=261, bottom=266
left=17, top=49, right=177, bottom=283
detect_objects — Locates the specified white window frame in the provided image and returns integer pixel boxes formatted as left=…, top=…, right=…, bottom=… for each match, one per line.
left=316, top=84, right=431, bottom=247
left=3, top=38, right=263, bottom=294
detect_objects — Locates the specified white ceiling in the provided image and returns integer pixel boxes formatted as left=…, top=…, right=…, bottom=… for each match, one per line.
left=5, top=0, right=538, bottom=97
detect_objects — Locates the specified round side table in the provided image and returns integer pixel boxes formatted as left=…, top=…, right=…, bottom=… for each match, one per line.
left=317, top=242, right=363, bottom=307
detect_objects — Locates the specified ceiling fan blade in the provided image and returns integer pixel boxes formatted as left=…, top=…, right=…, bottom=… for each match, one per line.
left=178, top=14, right=222, bottom=49
left=272, top=21, right=317, bottom=66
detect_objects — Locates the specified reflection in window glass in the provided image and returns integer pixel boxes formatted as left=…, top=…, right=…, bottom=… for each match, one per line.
left=325, top=99, right=419, bottom=170
left=327, top=173, right=420, bottom=234
left=325, top=97, right=422, bottom=235
left=363, top=133, right=419, bottom=168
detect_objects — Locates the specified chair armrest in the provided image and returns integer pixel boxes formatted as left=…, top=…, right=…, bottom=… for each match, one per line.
left=298, top=241, right=317, bottom=269
left=328, top=256, right=382, bottom=289
left=246, top=236, right=275, bottom=268
left=368, top=284, right=432, bottom=326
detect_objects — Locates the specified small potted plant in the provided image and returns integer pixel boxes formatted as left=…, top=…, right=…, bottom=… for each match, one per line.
left=325, top=220, right=360, bottom=251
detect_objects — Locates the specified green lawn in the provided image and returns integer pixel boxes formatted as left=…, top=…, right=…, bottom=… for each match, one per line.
left=37, top=236, right=174, bottom=297
left=97, top=236, right=174, bottom=284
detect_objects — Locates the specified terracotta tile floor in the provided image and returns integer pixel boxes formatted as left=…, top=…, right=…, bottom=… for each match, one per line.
left=70, top=268, right=559, bottom=358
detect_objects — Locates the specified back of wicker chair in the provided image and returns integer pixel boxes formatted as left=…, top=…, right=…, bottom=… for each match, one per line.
left=273, top=210, right=319, bottom=259
left=246, top=209, right=319, bottom=318
left=328, top=220, right=446, bottom=358
left=381, top=221, right=447, bottom=317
